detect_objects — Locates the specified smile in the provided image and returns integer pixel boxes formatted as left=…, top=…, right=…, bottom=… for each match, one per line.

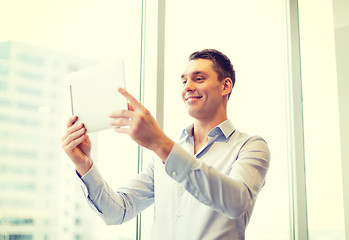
left=185, top=96, right=202, bottom=103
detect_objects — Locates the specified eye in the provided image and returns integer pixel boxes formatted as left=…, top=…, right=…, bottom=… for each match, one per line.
left=182, top=80, right=187, bottom=85
left=195, top=76, right=204, bottom=81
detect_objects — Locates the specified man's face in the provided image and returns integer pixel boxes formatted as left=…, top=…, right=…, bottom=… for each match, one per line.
left=181, top=59, right=225, bottom=120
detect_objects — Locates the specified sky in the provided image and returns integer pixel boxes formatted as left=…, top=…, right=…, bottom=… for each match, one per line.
left=1, top=0, right=140, bottom=62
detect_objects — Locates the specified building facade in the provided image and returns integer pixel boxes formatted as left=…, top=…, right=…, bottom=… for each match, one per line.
left=0, top=41, right=95, bottom=240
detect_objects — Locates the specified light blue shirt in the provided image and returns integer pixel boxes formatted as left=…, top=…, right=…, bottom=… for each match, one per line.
left=79, top=120, right=270, bottom=240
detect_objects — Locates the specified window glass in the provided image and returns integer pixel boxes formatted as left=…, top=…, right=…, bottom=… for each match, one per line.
left=0, top=1, right=143, bottom=240
left=163, top=0, right=290, bottom=239
left=298, top=0, right=346, bottom=239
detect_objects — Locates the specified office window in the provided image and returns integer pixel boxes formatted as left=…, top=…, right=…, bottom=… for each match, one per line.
left=298, top=0, right=346, bottom=239
left=163, top=0, right=289, bottom=239
left=1, top=1, right=144, bottom=240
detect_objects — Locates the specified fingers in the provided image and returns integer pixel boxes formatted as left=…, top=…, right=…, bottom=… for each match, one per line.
left=67, top=115, right=78, bottom=128
left=65, top=131, right=86, bottom=153
left=109, top=109, right=134, bottom=119
left=109, top=116, right=132, bottom=128
left=118, top=88, right=144, bottom=111
left=62, top=116, right=86, bottom=151
left=62, top=126, right=86, bottom=152
left=62, top=119, right=83, bottom=141
left=113, top=126, right=130, bottom=135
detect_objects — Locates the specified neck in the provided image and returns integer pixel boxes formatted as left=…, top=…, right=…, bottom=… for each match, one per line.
left=192, top=114, right=228, bottom=153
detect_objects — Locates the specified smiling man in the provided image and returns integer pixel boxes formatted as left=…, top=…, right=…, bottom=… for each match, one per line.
left=61, top=49, right=270, bottom=240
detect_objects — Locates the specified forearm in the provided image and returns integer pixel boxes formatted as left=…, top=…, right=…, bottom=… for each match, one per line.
left=80, top=165, right=134, bottom=225
left=181, top=162, right=254, bottom=218
left=79, top=162, right=155, bottom=225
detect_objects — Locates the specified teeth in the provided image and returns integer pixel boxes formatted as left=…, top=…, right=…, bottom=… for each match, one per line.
left=186, top=96, right=201, bottom=100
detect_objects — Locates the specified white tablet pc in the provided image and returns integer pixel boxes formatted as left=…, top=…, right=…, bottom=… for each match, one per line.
left=67, top=61, right=127, bottom=133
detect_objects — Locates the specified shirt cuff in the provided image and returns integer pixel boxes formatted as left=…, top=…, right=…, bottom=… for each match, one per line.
left=164, top=142, right=199, bottom=182
left=77, top=164, right=104, bottom=197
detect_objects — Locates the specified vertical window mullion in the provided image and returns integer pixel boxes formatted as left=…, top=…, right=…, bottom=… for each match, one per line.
left=284, top=0, right=309, bottom=239
left=136, top=0, right=147, bottom=239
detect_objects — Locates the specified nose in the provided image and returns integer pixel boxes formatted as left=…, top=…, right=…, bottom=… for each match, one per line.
left=184, top=78, right=195, bottom=91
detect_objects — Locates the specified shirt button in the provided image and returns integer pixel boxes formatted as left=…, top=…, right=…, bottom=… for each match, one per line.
left=172, top=171, right=177, bottom=177
left=177, top=212, right=182, bottom=217
left=194, top=192, right=199, bottom=197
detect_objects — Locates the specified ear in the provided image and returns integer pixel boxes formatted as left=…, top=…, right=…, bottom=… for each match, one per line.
left=221, top=78, right=233, bottom=97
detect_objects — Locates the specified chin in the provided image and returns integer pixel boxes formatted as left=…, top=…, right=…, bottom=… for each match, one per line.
left=187, top=109, right=203, bottom=119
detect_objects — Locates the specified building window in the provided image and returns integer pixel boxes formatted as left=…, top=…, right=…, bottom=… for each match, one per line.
left=0, top=64, right=9, bottom=75
left=0, top=81, right=7, bottom=91
left=15, top=86, right=42, bottom=96
left=16, top=52, right=45, bottom=66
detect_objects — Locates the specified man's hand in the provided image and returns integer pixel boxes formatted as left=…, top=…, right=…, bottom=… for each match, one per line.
left=109, top=88, right=174, bottom=162
left=61, top=115, right=93, bottom=175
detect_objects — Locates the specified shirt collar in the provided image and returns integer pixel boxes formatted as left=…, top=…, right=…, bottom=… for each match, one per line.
left=180, top=120, right=235, bottom=140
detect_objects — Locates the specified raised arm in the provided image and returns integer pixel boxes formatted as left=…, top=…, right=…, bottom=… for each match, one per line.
left=109, top=88, right=174, bottom=161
